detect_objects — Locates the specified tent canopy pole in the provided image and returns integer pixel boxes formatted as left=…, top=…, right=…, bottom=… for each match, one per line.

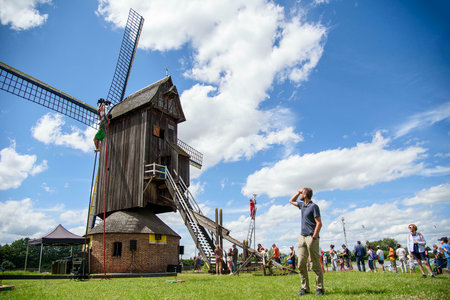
left=38, top=242, right=43, bottom=273
left=24, top=243, right=29, bottom=272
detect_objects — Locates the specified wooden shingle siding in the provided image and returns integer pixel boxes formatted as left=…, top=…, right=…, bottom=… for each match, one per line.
left=95, top=77, right=190, bottom=217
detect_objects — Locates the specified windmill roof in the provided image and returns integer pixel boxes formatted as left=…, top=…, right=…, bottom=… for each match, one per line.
left=109, top=76, right=186, bottom=123
left=87, top=210, right=180, bottom=237
left=28, top=224, right=85, bottom=246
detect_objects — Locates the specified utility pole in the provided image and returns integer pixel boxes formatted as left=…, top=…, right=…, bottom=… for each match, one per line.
left=341, top=217, right=348, bottom=246
left=361, top=224, right=367, bottom=244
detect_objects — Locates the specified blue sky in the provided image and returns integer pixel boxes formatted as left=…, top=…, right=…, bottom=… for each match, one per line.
left=0, top=0, right=449, bottom=257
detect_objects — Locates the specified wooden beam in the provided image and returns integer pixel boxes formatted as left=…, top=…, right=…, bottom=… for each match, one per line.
left=143, top=176, right=153, bottom=193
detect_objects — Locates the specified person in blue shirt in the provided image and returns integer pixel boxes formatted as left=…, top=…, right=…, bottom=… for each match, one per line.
left=354, top=241, right=366, bottom=272
left=289, top=187, right=324, bottom=296
left=439, top=237, right=450, bottom=269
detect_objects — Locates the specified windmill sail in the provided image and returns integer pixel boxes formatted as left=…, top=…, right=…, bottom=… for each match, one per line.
left=106, top=8, right=144, bottom=105
left=0, top=61, right=98, bottom=128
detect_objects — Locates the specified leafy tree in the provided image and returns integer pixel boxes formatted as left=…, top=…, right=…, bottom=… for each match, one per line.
left=368, top=238, right=398, bottom=250
left=0, top=260, right=16, bottom=270
left=365, top=238, right=399, bottom=258
left=180, top=259, right=195, bottom=266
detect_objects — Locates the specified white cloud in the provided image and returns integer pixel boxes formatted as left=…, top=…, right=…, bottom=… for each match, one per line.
left=68, top=225, right=87, bottom=237
left=37, top=203, right=64, bottom=212
left=0, top=140, right=48, bottom=190
left=0, top=198, right=55, bottom=244
left=420, top=166, right=450, bottom=176
left=158, top=211, right=185, bottom=228
left=0, top=0, right=51, bottom=30
left=315, top=199, right=331, bottom=211
left=435, top=152, right=450, bottom=158
left=31, top=113, right=96, bottom=153
left=394, top=101, right=450, bottom=138
left=313, top=0, right=330, bottom=5
left=59, top=208, right=88, bottom=226
left=96, top=0, right=325, bottom=171
left=40, top=182, right=54, bottom=193
left=242, top=131, right=426, bottom=198
left=324, top=202, right=450, bottom=248
left=402, top=183, right=450, bottom=206
left=223, top=206, right=250, bottom=214
left=187, top=180, right=206, bottom=200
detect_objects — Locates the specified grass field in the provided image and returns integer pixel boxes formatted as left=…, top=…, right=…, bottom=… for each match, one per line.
left=1, top=270, right=448, bottom=299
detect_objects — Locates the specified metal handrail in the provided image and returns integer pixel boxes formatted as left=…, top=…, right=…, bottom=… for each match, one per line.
left=145, top=164, right=215, bottom=263
left=177, top=139, right=203, bottom=168
left=176, top=172, right=202, bottom=214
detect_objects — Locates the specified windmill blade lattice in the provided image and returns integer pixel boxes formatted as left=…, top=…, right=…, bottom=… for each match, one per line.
left=0, top=61, right=98, bottom=128
left=106, top=8, right=144, bottom=105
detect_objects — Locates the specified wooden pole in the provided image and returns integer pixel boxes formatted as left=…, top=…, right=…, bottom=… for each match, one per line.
left=102, top=119, right=110, bottom=276
left=243, top=240, right=248, bottom=260
left=215, top=208, right=219, bottom=247
left=219, top=209, right=223, bottom=251
left=214, top=208, right=219, bottom=273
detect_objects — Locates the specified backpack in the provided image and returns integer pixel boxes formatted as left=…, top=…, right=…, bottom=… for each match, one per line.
left=370, top=250, right=376, bottom=260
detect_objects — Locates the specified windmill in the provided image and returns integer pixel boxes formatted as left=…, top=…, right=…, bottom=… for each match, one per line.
left=1, top=8, right=283, bottom=275
left=0, top=8, right=205, bottom=274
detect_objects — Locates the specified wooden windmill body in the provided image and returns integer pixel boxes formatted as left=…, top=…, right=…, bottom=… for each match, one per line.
left=95, top=76, right=189, bottom=217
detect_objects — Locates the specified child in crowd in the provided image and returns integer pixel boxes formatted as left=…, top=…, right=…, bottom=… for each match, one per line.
left=433, top=244, right=445, bottom=275
left=339, top=256, right=345, bottom=271
left=323, top=252, right=328, bottom=272
left=227, top=248, right=233, bottom=275
left=288, top=259, right=294, bottom=269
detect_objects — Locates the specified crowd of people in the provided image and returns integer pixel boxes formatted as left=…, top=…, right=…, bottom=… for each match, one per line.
left=193, top=230, right=449, bottom=279
left=322, top=234, right=450, bottom=278
left=191, top=186, right=449, bottom=297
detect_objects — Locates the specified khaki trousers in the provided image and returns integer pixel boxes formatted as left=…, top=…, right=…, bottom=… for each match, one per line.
left=298, top=235, right=324, bottom=291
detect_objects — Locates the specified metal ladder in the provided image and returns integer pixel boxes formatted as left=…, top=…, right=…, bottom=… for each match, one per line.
left=247, top=218, right=255, bottom=249
left=146, top=164, right=216, bottom=269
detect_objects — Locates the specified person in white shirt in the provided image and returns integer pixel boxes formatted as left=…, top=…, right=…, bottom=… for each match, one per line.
left=396, top=244, right=407, bottom=273
left=367, top=246, right=375, bottom=272
left=406, top=224, right=434, bottom=278
left=330, top=244, right=338, bottom=271
left=376, top=246, right=385, bottom=272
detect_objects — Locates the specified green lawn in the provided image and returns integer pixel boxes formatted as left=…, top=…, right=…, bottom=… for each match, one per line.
left=1, top=270, right=448, bottom=299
